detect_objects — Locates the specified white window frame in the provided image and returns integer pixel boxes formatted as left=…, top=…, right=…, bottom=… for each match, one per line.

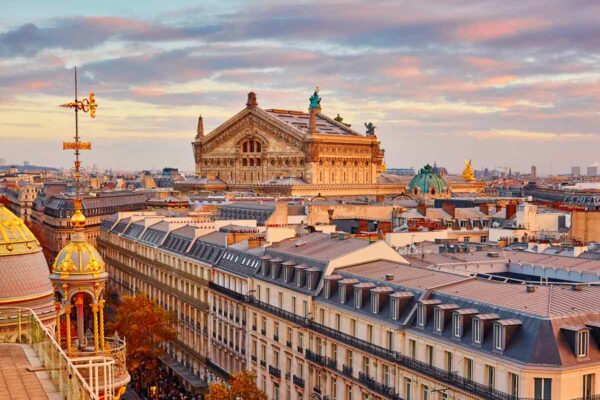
left=577, top=330, right=589, bottom=357
left=417, top=304, right=426, bottom=327
left=371, top=293, right=379, bottom=314
left=452, top=313, right=461, bottom=338
left=434, top=308, right=443, bottom=332
left=493, top=324, right=504, bottom=351
left=473, top=319, right=482, bottom=344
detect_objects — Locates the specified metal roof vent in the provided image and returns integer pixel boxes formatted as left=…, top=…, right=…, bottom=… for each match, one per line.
left=384, top=274, right=394, bottom=281
left=526, top=285, right=536, bottom=293
left=571, top=284, right=583, bottom=291
left=487, top=252, right=500, bottom=258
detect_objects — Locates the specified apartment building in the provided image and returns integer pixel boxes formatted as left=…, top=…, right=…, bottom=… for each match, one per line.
left=100, top=212, right=600, bottom=399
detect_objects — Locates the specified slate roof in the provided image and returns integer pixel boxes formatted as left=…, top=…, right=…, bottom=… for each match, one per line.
left=264, top=109, right=361, bottom=136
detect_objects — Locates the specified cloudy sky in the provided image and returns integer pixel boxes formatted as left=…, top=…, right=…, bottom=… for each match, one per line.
left=1, top=0, right=599, bottom=174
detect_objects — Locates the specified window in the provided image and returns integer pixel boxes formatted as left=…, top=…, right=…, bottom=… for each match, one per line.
left=509, top=372, right=519, bottom=397
left=391, top=298, right=399, bottom=320
left=493, top=324, right=504, bottom=351
left=404, top=378, right=412, bottom=400
left=351, top=319, right=356, bottom=336
left=578, top=331, right=589, bottom=357
left=303, top=300, right=308, bottom=317
left=452, top=313, right=461, bottom=338
left=583, top=374, right=594, bottom=399
left=383, top=364, right=390, bottom=386
left=331, top=377, right=337, bottom=400
left=386, top=331, right=393, bottom=351
left=408, top=339, right=416, bottom=358
left=346, top=349, right=353, bottom=369
left=534, top=378, right=552, bottom=400
left=340, top=285, right=346, bottom=304
left=278, top=292, right=283, bottom=308
left=426, top=345, right=434, bottom=366
left=362, top=356, right=370, bottom=376
left=434, top=308, right=443, bottom=332
left=422, top=385, right=429, bottom=400
left=354, top=288, right=362, bottom=309
left=371, top=293, right=379, bottom=314
left=367, top=324, right=373, bottom=342
left=417, top=304, right=426, bottom=327
left=480, top=236, right=487, bottom=243
left=444, top=351, right=453, bottom=372
left=319, top=308, right=325, bottom=324
left=473, top=319, right=482, bottom=344
left=464, top=358, right=473, bottom=381
left=335, top=314, right=341, bottom=331
left=485, top=365, right=495, bottom=389
left=291, top=297, right=296, bottom=314
left=346, top=385, right=352, bottom=400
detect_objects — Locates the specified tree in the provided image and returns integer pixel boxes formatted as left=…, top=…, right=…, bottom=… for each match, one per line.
left=206, top=371, right=267, bottom=400
left=107, top=295, right=177, bottom=385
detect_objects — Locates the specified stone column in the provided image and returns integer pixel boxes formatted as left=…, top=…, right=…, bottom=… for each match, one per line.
left=99, top=300, right=105, bottom=351
left=91, top=303, right=99, bottom=352
left=65, top=305, right=73, bottom=355
left=75, top=293, right=84, bottom=349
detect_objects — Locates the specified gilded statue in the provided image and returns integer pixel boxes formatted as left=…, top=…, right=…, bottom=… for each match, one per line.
left=462, top=160, right=476, bottom=181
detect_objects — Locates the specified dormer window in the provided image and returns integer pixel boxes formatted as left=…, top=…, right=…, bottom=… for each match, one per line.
left=324, top=280, right=331, bottom=299
left=452, top=313, right=462, bottom=338
left=354, top=287, right=362, bottom=309
left=577, top=331, right=589, bottom=358
left=340, top=285, right=346, bottom=304
left=473, top=319, right=482, bottom=344
left=493, top=324, right=504, bottom=351
left=417, top=304, right=426, bottom=327
left=434, top=308, right=443, bottom=332
left=391, top=297, right=399, bottom=320
left=371, top=292, right=379, bottom=314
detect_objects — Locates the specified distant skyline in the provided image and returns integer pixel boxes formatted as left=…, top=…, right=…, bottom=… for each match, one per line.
left=1, top=0, right=599, bottom=173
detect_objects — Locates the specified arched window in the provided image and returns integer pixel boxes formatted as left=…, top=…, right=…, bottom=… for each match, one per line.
left=241, top=139, right=262, bottom=154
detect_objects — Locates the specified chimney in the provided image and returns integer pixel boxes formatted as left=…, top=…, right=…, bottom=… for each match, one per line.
left=196, top=114, right=204, bottom=139
left=442, top=203, right=456, bottom=218
left=246, top=92, right=258, bottom=110
left=526, top=285, right=536, bottom=293
left=417, top=203, right=427, bottom=216
left=479, top=203, right=489, bottom=215
left=506, top=204, right=517, bottom=220
left=248, top=236, right=264, bottom=249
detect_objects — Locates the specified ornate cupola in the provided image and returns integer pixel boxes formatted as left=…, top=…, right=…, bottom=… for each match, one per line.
left=49, top=68, right=129, bottom=399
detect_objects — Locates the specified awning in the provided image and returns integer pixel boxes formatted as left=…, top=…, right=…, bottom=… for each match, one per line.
left=159, top=355, right=207, bottom=389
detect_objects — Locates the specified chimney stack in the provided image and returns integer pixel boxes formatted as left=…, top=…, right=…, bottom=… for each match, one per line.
left=246, top=92, right=258, bottom=110
left=417, top=203, right=428, bottom=217
left=442, top=203, right=456, bottom=218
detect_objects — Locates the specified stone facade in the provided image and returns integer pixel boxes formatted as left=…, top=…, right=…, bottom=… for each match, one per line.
left=192, top=93, right=385, bottom=186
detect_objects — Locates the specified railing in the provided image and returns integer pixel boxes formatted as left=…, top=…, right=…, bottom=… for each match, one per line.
left=0, top=307, right=106, bottom=400
left=209, top=282, right=246, bottom=302
left=359, top=372, right=397, bottom=399
left=105, top=255, right=210, bottom=311
left=305, top=349, right=326, bottom=366
left=293, top=375, right=305, bottom=388
left=206, top=359, right=231, bottom=379
left=342, top=364, right=353, bottom=378
left=268, top=365, right=281, bottom=378
left=245, top=296, right=528, bottom=400
left=326, top=357, right=337, bottom=370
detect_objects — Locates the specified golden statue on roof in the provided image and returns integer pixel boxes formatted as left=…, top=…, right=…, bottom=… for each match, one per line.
left=462, top=160, right=476, bottom=181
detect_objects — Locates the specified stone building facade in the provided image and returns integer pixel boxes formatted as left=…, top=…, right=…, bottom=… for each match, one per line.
left=192, top=92, right=385, bottom=187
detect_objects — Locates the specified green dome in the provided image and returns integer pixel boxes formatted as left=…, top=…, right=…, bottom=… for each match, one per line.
left=408, top=164, right=447, bottom=194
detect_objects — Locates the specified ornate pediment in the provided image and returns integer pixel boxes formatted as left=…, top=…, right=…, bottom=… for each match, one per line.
left=201, top=108, right=305, bottom=154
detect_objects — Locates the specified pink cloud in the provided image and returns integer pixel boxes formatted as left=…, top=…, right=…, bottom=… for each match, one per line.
left=382, top=57, right=422, bottom=79
left=455, top=18, right=548, bottom=41
left=463, top=55, right=513, bottom=71
left=130, top=86, right=166, bottom=97
left=15, top=80, right=53, bottom=90
left=481, top=75, right=518, bottom=87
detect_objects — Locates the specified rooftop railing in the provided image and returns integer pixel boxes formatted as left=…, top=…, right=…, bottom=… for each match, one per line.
left=0, top=307, right=114, bottom=400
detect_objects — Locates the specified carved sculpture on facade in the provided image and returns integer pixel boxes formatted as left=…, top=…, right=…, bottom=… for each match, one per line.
left=365, top=122, right=376, bottom=136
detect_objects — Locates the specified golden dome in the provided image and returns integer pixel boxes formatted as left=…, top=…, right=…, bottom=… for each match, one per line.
left=0, top=204, right=41, bottom=256
left=71, top=209, right=86, bottom=228
left=51, top=233, right=106, bottom=278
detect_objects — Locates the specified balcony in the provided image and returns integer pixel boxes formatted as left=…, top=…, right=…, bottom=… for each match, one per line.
left=208, top=282, right=246, bottom=302
left=326, top=357, right=337, bottom=370
left=251, top=355, right=257, bottom=363
left=297, top=346, right=303, bottom=353
left=359, top=372, right=397, bottom=399
left=342, top=364, right=353, bottom=378
left=260, top=360, right=266, bottom=368
left=286, top=340, right=292, bottom=348
left=293, top=375, right=305, bottom=389
left=313, top=386, right=322, bottom=394
left=261, top=329, right=266, bottom=336
left=268, top=365, right=281, bottom=378
left=305, top=349, right=326, bottom=366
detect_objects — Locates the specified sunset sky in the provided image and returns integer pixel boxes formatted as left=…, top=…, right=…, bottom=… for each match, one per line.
left=1, top=0, right=599, bottom=173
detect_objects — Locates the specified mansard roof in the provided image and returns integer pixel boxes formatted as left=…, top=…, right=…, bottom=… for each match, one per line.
left=264, top=109, right=361, bottom=136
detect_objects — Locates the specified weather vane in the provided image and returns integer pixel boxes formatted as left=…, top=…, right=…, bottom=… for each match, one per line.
left=60, top=67, right=98, bottom=221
